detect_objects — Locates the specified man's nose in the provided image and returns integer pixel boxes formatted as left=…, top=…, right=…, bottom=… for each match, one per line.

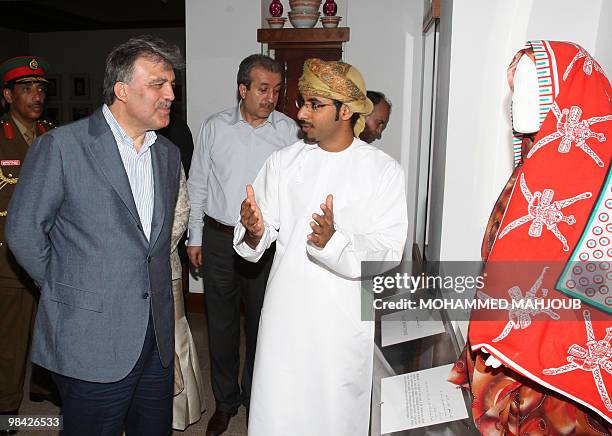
left=265, top=88, right=275, bottom=103
left=31, top=87, right=43, bottom=101
left=297, top=106, right=309, bottom=121
left=164, top=83, right=175, bottom=101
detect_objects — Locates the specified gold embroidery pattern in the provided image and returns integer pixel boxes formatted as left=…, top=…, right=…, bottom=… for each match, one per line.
left=299, top=59, right=366, bottom=103
left=0, top=167, right=18, bottom=217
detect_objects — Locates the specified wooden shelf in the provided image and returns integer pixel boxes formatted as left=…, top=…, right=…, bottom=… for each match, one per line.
left=257, top=27, right=349, bottom=119
left=258, top=27, right=349, bottom=46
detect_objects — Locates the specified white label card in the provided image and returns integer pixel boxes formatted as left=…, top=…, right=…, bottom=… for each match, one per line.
left=380, top=364, right=469, bottom=433
left=381, top=308, right=446, bottom=347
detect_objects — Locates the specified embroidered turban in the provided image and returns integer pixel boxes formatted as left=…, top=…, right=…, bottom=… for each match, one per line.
left=298, top=58, right=373, bottom=137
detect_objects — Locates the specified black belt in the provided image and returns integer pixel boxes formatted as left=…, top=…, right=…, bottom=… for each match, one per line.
left=204, top=216, right=235, bottom=236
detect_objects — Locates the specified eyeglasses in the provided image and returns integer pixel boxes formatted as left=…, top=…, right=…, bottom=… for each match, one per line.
left=295, top=97, right=335, bottom=112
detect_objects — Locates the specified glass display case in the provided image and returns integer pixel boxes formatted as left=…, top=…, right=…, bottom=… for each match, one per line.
left=370, top=285, right=479, bottom=436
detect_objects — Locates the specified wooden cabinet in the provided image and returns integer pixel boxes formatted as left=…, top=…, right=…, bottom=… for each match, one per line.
left=257, top=27, right=350, bottom=120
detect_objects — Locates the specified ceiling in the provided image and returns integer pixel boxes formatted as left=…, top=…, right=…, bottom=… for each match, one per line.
left=0, top=0, right=185, bottom=32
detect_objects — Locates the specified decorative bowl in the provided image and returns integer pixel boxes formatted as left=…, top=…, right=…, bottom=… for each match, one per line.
left=267, top=17, right=287, bottom=29
left=288, top=11, right=320, bottom=28
left=289, top=0, right=322, bottom=13
left=320, top=15, right=341, bottom=28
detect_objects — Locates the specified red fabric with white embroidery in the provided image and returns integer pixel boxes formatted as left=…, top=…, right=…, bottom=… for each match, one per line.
left=468, top=41, right=612, bottom=424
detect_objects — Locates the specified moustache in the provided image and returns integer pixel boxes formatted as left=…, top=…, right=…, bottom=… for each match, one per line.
left=259, top=103, right=274, bottom=110
left=299, top=121, right=313, bottom=127
left=156, top=100, right=172, bottom=110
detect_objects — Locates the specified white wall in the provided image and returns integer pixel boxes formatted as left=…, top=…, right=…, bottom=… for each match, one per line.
left=527, top=0, right=602, bottom=48
left=429, top=0, right=610, bottom=262
left=595, top=0, right=612, bottom=76
left=186, top=0, right=261, bottom=133
left=343, top=0, right=420, bottom=164
left=29, top=28, right=185, bottom=124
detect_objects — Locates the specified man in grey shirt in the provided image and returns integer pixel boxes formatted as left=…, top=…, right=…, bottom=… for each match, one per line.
left=187, top=54, right=298, bottom=436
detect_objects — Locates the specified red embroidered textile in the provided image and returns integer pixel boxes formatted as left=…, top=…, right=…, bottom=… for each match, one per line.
left=467, top=41, right=612, bottom=427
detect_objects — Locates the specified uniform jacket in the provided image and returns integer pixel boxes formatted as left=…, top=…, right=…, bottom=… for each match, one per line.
left=0, top=113, right=52, bottom=288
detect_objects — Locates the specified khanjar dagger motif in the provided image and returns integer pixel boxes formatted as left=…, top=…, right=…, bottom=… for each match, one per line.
left=477, top=266, right=560, bottom=342
left=497, top=173, right=592, bottom=251
left=543, top=310, right=612, bottom=412
left=527, top=103, right=612, bottom=167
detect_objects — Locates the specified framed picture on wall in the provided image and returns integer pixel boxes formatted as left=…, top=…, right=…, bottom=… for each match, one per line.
left=44, top=103, right=63, bottom=125
left=70, top=104, right=91, bottom=121
left=70, top=74, right=90, bottom=99
left=45, top=74, right=61, bottom=99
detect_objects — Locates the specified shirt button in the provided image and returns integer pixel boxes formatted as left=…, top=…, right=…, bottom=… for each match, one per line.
left=142, top=292, right=149, bottom=299
left=147, top=256, right=151, bottom=263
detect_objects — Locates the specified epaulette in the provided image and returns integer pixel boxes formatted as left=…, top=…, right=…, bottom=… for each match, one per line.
left=36, top=119, right=55, bottom=135
left=0, top=119, right=14, bottom=140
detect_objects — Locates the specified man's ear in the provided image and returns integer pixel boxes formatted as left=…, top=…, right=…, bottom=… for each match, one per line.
left=238, top=83, right=247, bottom=100
left=3, top=87, right=13, bottom=104
left=114, top=82, right=128, bottom=103
left=339, top=104, right=353, bottom=122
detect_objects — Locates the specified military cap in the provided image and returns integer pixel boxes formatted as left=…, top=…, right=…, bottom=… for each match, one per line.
left=0, top=56, right=49, bottom=85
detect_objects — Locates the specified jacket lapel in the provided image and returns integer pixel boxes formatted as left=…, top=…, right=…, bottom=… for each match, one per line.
left=148, top=139, right=167, bottom=251
left=86, top=110, right=144, bottom=235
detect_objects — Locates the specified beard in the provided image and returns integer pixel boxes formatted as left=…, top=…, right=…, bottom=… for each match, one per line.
left=299, top=122, right=317, bottom=143
left=359, top=127, right=376, bottom=144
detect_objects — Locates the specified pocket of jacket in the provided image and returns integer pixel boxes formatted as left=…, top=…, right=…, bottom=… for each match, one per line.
left=50, top=282, right=103, bottom=313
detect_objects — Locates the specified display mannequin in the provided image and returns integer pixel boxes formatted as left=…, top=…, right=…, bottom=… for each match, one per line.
left=449, top=41, right=612, bottom=435
left=479, top=53, right=543, bottom=261
left=511, top=55, right=540, bottom=134
left=481, top=54, right=540, bottom=370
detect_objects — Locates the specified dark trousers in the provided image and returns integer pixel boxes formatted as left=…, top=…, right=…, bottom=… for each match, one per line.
left=202, top=224, right=274, bottom=412
left=0, top=286, right=57, bottom=412
left=52, top=310, right=173, bottom=436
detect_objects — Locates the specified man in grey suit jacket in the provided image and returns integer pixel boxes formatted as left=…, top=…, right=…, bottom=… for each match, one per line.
left=6, top=36, right=182, bottom=435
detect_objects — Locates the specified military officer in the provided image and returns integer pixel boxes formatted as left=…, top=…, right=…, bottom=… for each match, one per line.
left=0, top=56, right=57, bottom=429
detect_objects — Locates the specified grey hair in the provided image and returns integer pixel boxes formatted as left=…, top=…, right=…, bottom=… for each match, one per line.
left=103, top=35, right=183, bottom=106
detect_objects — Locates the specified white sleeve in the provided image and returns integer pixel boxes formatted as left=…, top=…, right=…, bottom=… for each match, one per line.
left=306, top=162, right=408, bottom=278
left=186, top=120, right=211, bottom=246
left=233, top=151, right=281, bottom=262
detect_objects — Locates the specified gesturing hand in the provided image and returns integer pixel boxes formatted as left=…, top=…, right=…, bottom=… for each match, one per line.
left=307, top=194, right=335, bottom=248
left=240, top=184, right=264, bottom=248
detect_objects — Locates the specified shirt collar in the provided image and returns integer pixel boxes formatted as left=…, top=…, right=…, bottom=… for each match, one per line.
left=102, top=104, right=157, bottom=153
left=11, top=115, right=35, bottom=140
left=307, top=137, right=361, bottom=153
left=232, top=103, right=279, bottom=130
